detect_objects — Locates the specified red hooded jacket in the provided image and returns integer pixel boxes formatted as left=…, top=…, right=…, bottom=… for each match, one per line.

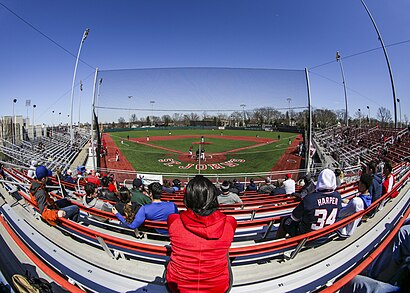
left=166, top=209, right=237, bottom=293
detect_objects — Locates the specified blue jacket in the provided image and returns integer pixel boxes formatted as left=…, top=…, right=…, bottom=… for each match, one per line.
left=369, top=173, right=382, bottom=203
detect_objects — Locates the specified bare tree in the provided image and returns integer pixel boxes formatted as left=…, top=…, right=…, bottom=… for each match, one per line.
left=130, top=114, right=138, bottom=122
left=118, top=117, right=126, bottom=128
left=161, top=115, right=172, bottom=126
left=404, top=114, right=409, bottom=126
left=377, top=107, right=392, bottom=126
left=313, top=109, right=337, bottom=128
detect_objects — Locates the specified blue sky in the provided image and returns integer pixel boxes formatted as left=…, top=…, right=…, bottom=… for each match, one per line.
left=1, top=0, right=409, bottom=126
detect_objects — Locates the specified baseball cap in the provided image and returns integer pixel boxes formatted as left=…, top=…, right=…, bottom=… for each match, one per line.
left=316, top=169, right=336, bottom=191
left=286, top=173, right=291, bottom=179
left=36, top=165, right=52, bottom=180
left=221, top=181, right=230, bottom=192
left=67, top=169, right=72, bottom=175
left=133, top=178, right=143, bottom=188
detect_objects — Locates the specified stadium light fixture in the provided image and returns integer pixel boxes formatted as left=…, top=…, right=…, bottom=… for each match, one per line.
left=69, top=28, right=90, bottom=147
left=336, top=51, right=348, bottom=126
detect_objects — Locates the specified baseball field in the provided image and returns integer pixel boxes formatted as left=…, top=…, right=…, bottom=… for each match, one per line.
left=102, top=129, right=303, bottom=175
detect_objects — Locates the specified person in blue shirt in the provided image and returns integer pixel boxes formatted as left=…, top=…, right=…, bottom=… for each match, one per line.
left=112, top=181, right=178, bottom=235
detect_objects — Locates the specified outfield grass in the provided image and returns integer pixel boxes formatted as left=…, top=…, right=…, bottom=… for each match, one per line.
left=109, top=129, right=298, bottom=174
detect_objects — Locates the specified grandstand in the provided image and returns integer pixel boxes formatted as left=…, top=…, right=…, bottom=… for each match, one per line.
left=0, top=120, right=409, bottom=291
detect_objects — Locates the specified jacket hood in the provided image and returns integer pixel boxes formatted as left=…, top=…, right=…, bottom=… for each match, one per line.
left=373, top=173, right=382, bottom=184
left=180, top=209, right=227, bottom=240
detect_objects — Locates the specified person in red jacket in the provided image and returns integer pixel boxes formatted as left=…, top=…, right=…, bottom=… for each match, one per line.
left=166, top=175, right=237, bottom=293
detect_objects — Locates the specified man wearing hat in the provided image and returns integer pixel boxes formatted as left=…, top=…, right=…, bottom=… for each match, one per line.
left=29, top=165, right=80, bottom=226
left=130, top=177, right=151, bottom=206
left=283, top=173, right=296, bottom=195
left=276, top=169, right=342, bottom=239
left=217, top=181, right=243, bottom=205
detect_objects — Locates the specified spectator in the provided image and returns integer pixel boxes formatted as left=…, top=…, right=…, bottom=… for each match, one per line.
left=27, top=160, right=38, bottom=178
left=259, top=177, right=275, bottom=194
left=172, top=179, right=182, bottom=192
left=162, top=179, right=175, bottom=194
left=108, top=174, right=118, bottom=193
left=367, top=161, right=382, bottom=203
left=86, top=170, right=101, bottom=187
left=232, top=178, right=245, bottom=194
left=334, top=169, right=343, bottom=187
left=295, top=174, right=316, bottom=199
left=29, top=165, right=79, bottom=226
left=130, top=178, right=151, bottom=206
left=62, top=169, right=75, bottom=184
left=166, top=175, right=237, bottom=293
left=341, top=218, right=410, bottom=293
left=115, top=186, right=140, bottom=216
left=112, top=182, right=178, bottom=235
left=82, top=182, right=112, bottom=221
left=382, top=161, right=397, bottom=197
left=99, top=176, right=118, bottom=202
left=246, top=178, right=258, bottom=192
left=283, top=173, right=296, bottom=195
left=276, top=169, right=342, bottom=239
left=217, top=181, right=243, bottom=205
left=337, top=173, right=373, bottom=238
left=270, top=179, right=286, bottom=196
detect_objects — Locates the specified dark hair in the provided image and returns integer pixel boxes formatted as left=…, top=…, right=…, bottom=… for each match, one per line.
left=101, top=176, right=109, bottom=187
left=124, top=204, right=136, bottom=224
left=359, top=173, right=373, bottom=190
left=84, top=182, right=97, bottom=196
left=334, top=169, right=341, bottom=177
left=184, top=175, right=218, bottom=216
left=172, top=178, right=181, bottom=187
left=118, top=186, right=131, bottom=203
left=384, top=161, right=393, bottom=173
left=367, top=160, right=377, bottom=174
left=149, top=182, right=163, bottom=199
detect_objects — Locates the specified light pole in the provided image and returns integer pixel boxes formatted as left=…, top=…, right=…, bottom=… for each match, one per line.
left=25, top=99, right=31, bottom=125
left=367, top=106, right=370, bottom=125
left=397, top=98, right=402, bottom=128
left=150, top=100, right=155, bottom=126
left=12, top=98, right=17, bottom=144
left=358, top=109, right=361, bottom=128
left=286, top=98, right=292, bottom=126
left=52, top=110, right=55, bottom=135
left=336, top=51, right=349, bottom=126
left=240, top=104, right=246, bottom=127
left=69, top=28, right=90, bottom=147
left=59, top=112, right=62, bottom=126
left=78, top=80, right=83, bottom=126
left=128, top=95, right=133, bottom=128
left=361, top=0, right=397, bottom=128
left=32, top=104, right=36, bottom=139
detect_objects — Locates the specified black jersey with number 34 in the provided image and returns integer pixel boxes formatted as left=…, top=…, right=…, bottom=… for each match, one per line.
left=291, top=190, right=342, bottom=235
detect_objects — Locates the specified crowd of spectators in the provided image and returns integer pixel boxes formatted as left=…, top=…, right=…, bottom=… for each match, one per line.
left=20, top=156, right=406, bottom=292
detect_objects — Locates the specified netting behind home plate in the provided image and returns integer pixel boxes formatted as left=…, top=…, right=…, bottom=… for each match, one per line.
left=90, top=67, right=312, bottom=178
left=93, top=67, right=309, bottom=126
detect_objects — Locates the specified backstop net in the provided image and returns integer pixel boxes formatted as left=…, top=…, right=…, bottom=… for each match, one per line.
left=91, top=67, right=310, bottom=180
